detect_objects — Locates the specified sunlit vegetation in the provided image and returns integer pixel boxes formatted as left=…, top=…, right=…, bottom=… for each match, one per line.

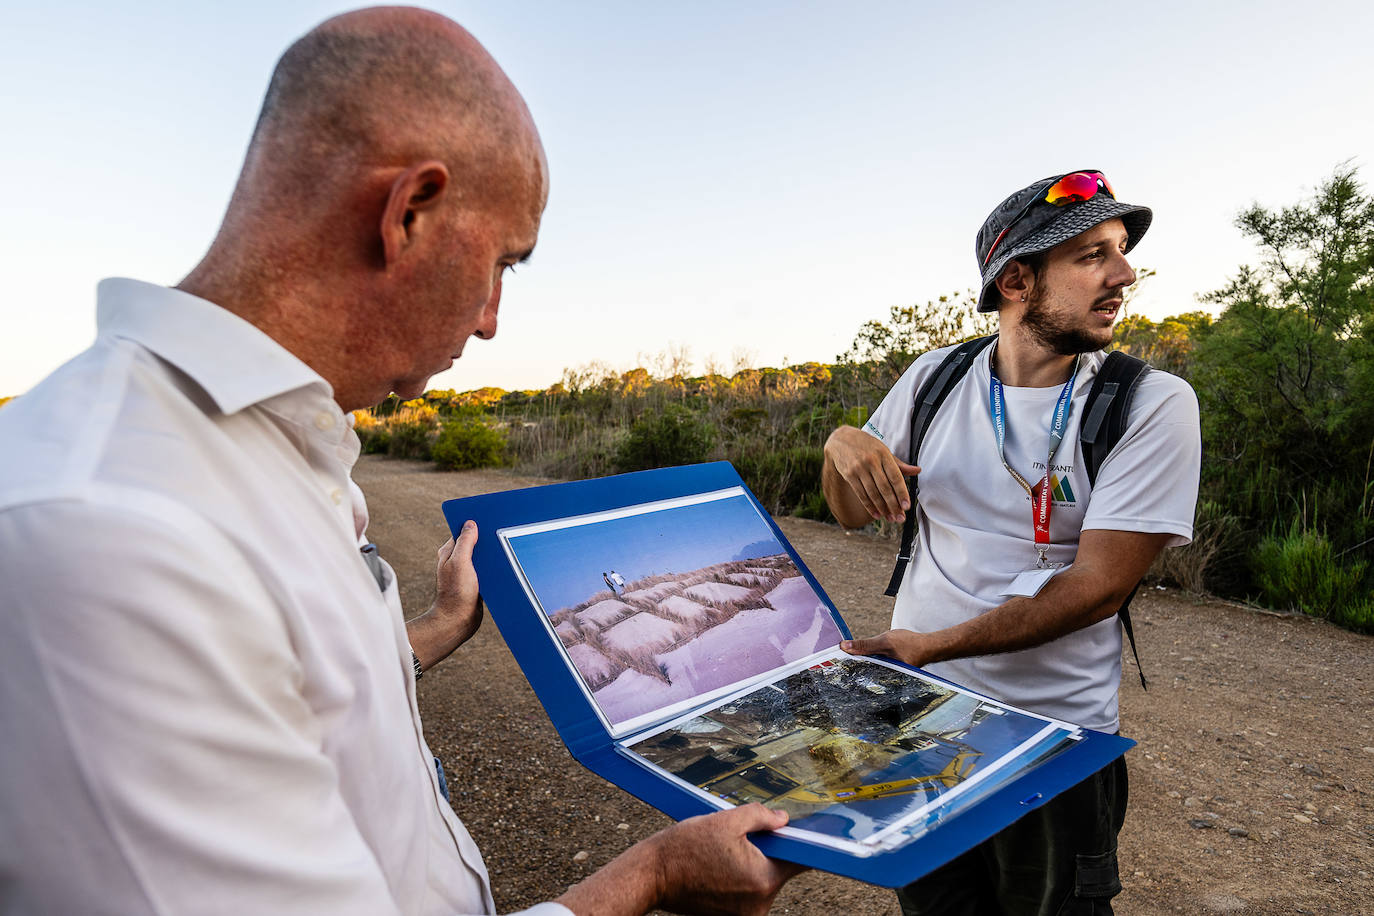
left=298, top=168, right=1374, bottom=632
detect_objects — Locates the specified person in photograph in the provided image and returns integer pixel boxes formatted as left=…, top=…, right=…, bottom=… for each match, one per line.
left=0, top=8, right=797, bottom=914
left=821, top=171, right=1201, bottom=914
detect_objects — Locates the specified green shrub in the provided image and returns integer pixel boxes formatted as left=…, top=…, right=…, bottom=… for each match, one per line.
left=547, top=443, right=617, bottom=481
left=794, top=488, right=833, bottom=523
left=735, top=446, right=826, bottom=517
left=787, top=405, right=869, bottom=448
left=386, top=420, right=435, bottom=460
left=1252, top=521, right=1368, bottom=620
left=614, top=405, right=717, bottom=472
left=1149, top=500, right=1241, bottom=592
left=1334, top=596, right=1374, bottom=634
left=723, top=407, right=768, bottom=432
left=358, top=427, right=392, bottom=455
left=431, top=418, right=506, bottom=470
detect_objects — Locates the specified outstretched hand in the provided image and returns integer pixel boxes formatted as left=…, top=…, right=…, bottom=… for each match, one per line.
left=405, top=520, right=484, bottom=673
left=841, top=628, right=938, bottom=668
left=823, top=425, right=919, bottom=525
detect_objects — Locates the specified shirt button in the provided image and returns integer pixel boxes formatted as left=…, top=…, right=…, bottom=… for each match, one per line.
left=330, top=488, right=344, bottom=505
left=314, top=412, right=336, bottom=431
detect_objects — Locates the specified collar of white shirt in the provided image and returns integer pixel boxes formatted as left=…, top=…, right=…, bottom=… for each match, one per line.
left=97, top=277, right=330, bottom=416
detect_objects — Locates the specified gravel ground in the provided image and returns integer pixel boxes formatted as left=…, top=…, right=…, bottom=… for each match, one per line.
left=355, top=456, right=1374, bottom=915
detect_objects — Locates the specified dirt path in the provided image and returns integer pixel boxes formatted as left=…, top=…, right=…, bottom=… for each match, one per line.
left=354, top=457, right=1374, bottom=915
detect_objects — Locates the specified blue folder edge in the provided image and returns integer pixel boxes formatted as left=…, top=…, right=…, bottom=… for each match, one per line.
left=442, top=461, right=1134, bottom=888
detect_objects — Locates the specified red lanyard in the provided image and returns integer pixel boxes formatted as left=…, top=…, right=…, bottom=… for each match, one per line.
left=987, top=351, right=1079, bottom=568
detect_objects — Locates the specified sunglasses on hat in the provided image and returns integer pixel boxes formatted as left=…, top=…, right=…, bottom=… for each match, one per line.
left=982, top=171, right=1116, bottom=266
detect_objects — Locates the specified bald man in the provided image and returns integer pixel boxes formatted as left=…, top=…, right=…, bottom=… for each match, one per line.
left=0, top=9, right=796, bottom=915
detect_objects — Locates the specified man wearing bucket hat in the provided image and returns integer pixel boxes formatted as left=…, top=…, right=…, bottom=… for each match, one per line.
left=822, top=171, right=1201, bottom=914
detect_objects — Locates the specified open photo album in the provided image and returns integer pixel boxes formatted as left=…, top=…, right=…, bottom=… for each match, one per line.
left=443, top=462, right=1131, bottom=885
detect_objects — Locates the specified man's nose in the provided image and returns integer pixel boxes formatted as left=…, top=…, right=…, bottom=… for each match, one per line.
left=1111, top=253, right=1137, bottom=289
left=473, top=283, right=501, bottom=340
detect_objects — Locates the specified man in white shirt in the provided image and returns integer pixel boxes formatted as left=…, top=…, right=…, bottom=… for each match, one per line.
left=0, top=8, right=795, bottom=915
left=821, top=172, right=1200, bottom=914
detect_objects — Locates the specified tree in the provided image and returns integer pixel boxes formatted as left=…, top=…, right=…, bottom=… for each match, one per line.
left=1194, top=166, right=1373, bottom=479
left=1111, top=310, right=1213, bottom=377
left=1188, top=165, right=1374, bottom=607
left=837, top=291, right=996, bottom=396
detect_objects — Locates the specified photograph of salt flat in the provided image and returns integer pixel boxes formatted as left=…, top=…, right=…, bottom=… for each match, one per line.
left=504, top=491, right=843, bottom=728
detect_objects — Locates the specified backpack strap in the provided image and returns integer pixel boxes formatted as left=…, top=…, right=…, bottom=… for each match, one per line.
left=1080, top=350, right=1151, bottom=486
left=883, top=335, right=997, bottom=597
left=1079, top=350, right=1153, bottom=689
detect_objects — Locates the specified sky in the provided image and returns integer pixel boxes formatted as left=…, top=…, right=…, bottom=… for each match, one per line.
left=507, top=493, right=782, bottom=612
left=3, top=1, right=1372, bottom=398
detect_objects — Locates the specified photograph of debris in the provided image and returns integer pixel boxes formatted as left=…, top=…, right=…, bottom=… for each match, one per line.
left=500, top=488, right=844, bottom=733
left=625, top=655, right=1075, bottom=851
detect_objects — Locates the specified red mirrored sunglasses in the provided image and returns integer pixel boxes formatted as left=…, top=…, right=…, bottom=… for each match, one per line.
left=982, top=171, right=1116, bottom=266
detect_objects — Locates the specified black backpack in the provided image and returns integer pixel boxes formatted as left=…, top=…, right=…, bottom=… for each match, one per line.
left=881, top=334, right=1154, bottom=688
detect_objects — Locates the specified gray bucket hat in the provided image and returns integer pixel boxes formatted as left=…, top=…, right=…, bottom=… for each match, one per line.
left=975, top=171, right=1152, bottom=312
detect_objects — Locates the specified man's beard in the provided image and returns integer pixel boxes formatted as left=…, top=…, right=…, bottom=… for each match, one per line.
left=1019, top=288, right=1116, bottom=355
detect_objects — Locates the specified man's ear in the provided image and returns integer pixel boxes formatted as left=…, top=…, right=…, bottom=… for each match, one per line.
left=995, top=259, right=1035, bottom=306
left=380, top=161, right=451, bottom=267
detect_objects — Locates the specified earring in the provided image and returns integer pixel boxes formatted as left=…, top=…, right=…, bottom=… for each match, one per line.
left=1020, top=295, right=1026, bottom=302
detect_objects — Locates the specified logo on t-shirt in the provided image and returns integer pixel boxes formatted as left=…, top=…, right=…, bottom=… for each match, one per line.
left=1048, top=472, right=1075, bottom=504
left=1033, top=462, right=1077, bottom=506
left=862, top=419, right=885, bottom=442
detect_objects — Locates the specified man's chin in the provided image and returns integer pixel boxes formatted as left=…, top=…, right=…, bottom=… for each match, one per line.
left=393, top=359, right=456, bottom=401
left=1048, top=328, right=1114, bottom=356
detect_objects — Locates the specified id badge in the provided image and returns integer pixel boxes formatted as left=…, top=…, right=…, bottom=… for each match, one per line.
left=1001, top=566, right=1060, bottom=598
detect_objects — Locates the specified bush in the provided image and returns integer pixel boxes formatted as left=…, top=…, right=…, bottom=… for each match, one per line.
left=735, top=446, right=826, bottom=517
left=723, top=406, right=768, bottom=432
left=794, top=488, right=833, bottom=523
left=358, top=427, right=392, bottom=455
left=1334, top=596, right=1374, bottom=634
left=432, top=418, right=506, bottom=470
left=1148, top=500, right=1241, bottom=592
left=352, top=410, right=388, bottom=454
left=1252, top=521, right=1368, bottom=620
left=787, top=405, right=869, bottom=448
left=614, top=405, right=717, bottom=472
left=386, top=420, right=435, bottom=460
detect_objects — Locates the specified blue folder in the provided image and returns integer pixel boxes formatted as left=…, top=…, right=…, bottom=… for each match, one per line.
left=442, top=461, right=1133, bottom=887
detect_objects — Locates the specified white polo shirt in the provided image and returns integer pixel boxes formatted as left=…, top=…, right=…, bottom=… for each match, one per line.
left=0, top=279, right=570, bottom=916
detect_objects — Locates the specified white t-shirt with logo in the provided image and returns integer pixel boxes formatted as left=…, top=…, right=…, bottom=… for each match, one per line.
left=863, top=343, right=1200, bottom=731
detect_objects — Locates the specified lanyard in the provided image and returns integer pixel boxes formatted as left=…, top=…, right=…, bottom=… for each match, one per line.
left=987, top=349, right=1080, bottom=569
